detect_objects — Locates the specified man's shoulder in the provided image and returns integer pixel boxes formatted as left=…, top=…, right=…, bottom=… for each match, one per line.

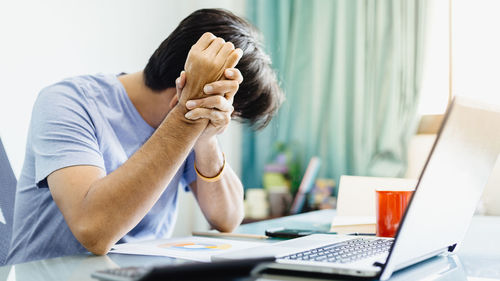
left=33, top=74, right=123, bottom=117
left=39, top=73, right=118, bottom=100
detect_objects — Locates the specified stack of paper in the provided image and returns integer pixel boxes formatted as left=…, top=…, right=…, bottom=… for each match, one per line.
left=330, top=216, right=376, bottom=234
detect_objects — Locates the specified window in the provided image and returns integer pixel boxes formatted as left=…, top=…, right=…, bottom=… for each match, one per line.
left=418, top=0, right=500, bottom=117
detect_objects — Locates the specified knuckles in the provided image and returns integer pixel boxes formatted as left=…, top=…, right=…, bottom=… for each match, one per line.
left=212, top=37, right=225, bottom=45
left=225, top=42, right=235, bottom=50
left=209, top=110, right=219, bottom=119
left=215, top=95, right=226, bottom=105
left=186, top=49, right=225, bottom=73
left=231, top=80, right=240, bottom=91
left=223, top=114, right=231, bottom=125
left=187, top=37, right=238, bottom=74
left=202, top=32, right=215, bottom=38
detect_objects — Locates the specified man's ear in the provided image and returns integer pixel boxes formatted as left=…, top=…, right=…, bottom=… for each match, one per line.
left=169, top=94, right=179, bottom=109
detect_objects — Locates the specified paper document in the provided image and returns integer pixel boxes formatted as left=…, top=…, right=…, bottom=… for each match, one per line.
left=111, top=236, right=265, bottom=262
left=330, top=175, right=417, bottom=233
left=330, top=216, right=375, bottom=226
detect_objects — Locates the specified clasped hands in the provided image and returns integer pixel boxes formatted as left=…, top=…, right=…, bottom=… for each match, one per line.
left=176, top=32, right=243, bottom=142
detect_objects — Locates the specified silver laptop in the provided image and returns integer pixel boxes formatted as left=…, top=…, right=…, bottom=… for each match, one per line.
left=214, top=96, right=500, bottom=280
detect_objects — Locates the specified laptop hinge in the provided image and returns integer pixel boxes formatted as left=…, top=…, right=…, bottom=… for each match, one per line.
left=447, top=243, right=457, bottom=252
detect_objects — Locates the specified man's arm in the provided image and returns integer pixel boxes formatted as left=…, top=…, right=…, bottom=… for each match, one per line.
left=47, top=33, right=241, bottom=255
left=191, top=139, right=244, bottom=232
left=180, top=67, right=245, bottom=231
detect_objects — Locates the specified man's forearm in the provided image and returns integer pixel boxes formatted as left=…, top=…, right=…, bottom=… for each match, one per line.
left=77, top=106, right=208, bottom=254
left=192, top=138, right=244, bottom=232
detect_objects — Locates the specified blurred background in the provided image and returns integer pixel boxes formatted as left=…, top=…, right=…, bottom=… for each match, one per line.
left=1, top=0, right=499, bottom=235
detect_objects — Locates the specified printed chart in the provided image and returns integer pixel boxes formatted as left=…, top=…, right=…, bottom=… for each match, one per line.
left=158, top=241, right=232, bottom=251
left=111, top=236, right=264, bottom=262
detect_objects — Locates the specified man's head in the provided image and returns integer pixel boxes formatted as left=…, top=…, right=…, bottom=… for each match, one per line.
left=144, top=9, right=283, bottom=129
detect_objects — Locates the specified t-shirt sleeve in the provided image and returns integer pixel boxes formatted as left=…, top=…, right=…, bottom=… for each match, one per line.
left=180, top=150, right=197, bottom=191
left=31, top=82, right=105, bottom=188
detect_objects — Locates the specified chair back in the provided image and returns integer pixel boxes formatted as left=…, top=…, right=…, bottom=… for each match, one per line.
left=0, top=138, right=17, bottom=265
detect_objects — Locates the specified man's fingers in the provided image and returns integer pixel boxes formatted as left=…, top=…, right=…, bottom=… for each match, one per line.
left=224, top=48, right=243, bottom=69
left=186, top=95, right=234, bottom=112
left=205, top=37, right=226, bottom=57
left=191, top=32, right=216, bottom=51
left=224, top=68, right=243, bottom=84
left=216, top=42, right=235, bottom=61
left=175, top=76, right=181, bottom=96
left=175, top=71, right=186, bottom=93
left=180, top=71, right=186, bottom=87
left=203, top=80, right=239, bottom=99
left=184, top=108, right=231, bottom=127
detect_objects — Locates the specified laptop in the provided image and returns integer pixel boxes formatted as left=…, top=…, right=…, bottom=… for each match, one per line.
left=214, top=96, right=500, bottom=280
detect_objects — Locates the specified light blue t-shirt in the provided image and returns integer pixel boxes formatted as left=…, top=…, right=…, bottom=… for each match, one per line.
left=7, top=74, right=196, bottom=264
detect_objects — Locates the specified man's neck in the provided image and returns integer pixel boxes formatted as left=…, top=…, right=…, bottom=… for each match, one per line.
left=118, top=71, right=176, bottom=129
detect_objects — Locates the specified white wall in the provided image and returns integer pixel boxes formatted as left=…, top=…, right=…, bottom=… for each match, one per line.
left=0, top=0, right=245, bottom=176
left=0, top=0, right=245, bottom=235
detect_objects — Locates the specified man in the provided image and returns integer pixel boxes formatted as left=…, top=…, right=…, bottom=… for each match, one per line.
left=7, top=9, right=283, bottom=264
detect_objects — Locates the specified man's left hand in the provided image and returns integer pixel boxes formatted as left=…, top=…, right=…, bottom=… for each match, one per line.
left=176, top=68, right=243, bottom=144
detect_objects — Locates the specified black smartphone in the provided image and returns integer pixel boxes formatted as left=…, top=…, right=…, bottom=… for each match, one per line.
left=265, top=227, right=337, bottom=239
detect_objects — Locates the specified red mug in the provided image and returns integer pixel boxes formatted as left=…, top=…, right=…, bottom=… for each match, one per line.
left=375, top=188, right=414, bottom=237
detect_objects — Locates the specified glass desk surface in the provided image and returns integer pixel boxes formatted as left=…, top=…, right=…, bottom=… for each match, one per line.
left=1, top=210, right=499, bottom=281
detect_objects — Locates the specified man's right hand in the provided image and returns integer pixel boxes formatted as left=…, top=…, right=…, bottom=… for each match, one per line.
left=178, top=32, right=243, bottom=110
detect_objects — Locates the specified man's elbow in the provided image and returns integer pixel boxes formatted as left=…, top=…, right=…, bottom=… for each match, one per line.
left=214, top=222, right=239, bottom=233
left=73, top=223, right=114, bottom=256
left=86, top=244, right=110, bottom=256
left=86, top=241, right=112, bottom=256
left=213, top=210, right=244, bottom=233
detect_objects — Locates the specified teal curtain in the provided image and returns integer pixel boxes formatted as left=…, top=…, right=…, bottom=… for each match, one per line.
left=242, top=0, right=427, bottom=190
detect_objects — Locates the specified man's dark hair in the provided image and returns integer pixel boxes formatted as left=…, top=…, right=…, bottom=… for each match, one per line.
left=144, top=9, right=283, bottom=129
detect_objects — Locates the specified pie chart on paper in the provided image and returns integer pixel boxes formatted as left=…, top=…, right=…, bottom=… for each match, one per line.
left=158, top=242, right=232, bottom=251
left=110, top=236, right=265, bottom=262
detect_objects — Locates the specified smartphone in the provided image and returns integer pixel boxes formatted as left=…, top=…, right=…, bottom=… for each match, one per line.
left=265, top=227, right=337, bottom=239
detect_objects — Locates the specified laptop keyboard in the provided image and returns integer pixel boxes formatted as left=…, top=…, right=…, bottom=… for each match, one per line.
left=279, top=238, right=393, bottom=264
